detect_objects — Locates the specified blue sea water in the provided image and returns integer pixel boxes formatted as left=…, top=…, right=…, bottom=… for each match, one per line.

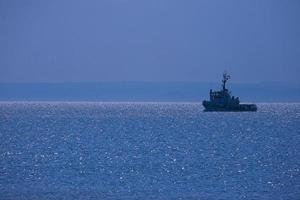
left=0, top=102, right=299, bottom=200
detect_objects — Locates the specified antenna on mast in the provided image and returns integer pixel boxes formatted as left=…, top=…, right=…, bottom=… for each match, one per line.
left=222, top=71, right=230, bottom=90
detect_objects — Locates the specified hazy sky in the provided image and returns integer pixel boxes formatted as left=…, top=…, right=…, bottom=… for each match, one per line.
left=0, top=0, right=299, bottom=83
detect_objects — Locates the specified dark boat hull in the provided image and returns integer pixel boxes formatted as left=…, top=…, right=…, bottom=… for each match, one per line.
left=202, top=101, right=257, bottom=112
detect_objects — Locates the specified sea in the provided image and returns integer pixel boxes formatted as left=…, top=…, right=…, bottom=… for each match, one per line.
left=0, top=102, right=299, bottom=200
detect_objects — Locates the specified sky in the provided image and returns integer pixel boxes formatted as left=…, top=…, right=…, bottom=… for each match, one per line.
left=0, top=0, right=299, bottom=83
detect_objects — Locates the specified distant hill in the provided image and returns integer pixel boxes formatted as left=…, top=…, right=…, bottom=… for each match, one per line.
left=0, top=82, right=299, bottom=102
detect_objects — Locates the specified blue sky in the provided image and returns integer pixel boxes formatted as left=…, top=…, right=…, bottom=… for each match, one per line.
left=0, top=0, right=299, bottom=83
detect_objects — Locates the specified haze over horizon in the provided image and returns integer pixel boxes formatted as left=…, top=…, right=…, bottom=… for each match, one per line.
left=1, top=0, right=299, bottom=84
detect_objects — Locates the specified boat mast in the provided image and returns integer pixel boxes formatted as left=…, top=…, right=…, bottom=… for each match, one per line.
left=222, top=72, right=230, bottom=91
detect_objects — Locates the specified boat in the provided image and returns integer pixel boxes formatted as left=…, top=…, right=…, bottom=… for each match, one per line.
left=202, top=72, right=257, bottom=112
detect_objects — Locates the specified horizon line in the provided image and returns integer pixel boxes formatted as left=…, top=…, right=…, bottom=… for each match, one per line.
left=0, top=80, right=299, bottom=85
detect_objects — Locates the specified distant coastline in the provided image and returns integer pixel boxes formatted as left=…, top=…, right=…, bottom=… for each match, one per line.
left=0, top=82, right=299, bottom=102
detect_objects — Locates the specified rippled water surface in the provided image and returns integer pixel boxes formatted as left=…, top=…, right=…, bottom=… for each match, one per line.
left=0, top=102, right=299, bottom=199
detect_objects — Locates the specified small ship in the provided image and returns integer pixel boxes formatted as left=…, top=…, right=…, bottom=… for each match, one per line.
left=202, top=72, right=257, bottom=112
